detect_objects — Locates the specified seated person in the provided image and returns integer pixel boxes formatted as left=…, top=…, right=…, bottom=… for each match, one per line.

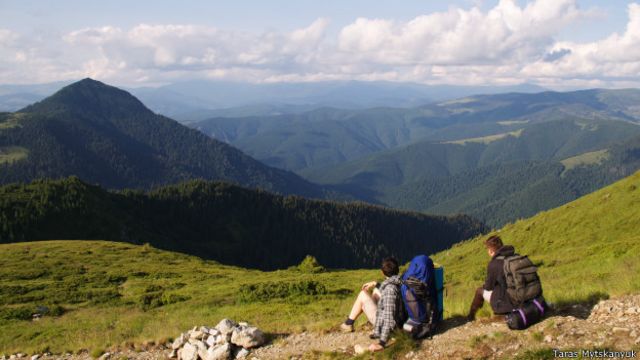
left=467, top=235, right=515, bottom=320
left=340, top=257, right=404, bottom=352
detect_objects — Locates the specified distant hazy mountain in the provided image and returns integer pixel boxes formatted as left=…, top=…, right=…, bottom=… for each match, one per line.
left=129, top=80, right=547, bottom=120
left=192, top=89, right=640, bottom=173
left=0, top=79, right=329, bottom=198
left=0, top=81, right=74, bottom=111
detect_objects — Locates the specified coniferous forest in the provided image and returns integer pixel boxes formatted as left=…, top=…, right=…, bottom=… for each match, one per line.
left=0, top=177, right=485, bottom=270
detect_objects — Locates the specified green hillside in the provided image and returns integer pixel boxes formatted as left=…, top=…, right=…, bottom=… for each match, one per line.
left=0, top=177, right=484, bottom=270
left=2, top=172, right=639, bottom=354
left=0, top=79, right=327, bottom=198
left=433, top=170, right=640, bottom=317
left=0, top=240, right=379, bottom=353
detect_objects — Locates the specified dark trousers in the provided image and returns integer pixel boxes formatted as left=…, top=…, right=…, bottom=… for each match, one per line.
left=468, top=287, right=485, bottom=320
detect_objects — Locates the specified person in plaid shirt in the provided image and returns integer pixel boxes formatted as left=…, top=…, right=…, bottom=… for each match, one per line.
left=340, top=257, right=405, bottom=352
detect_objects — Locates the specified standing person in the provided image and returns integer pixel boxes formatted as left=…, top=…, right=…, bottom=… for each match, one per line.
left=467, top=235, right=516, bottom=320
left=340, top=257, right=405, bottom=352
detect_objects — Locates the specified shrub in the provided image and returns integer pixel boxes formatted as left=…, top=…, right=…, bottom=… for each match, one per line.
left=297, top=255, right=325, bottom=273
left=237, top=280, right=327, bottom=303
left=0, top=306, right=33, bottom=320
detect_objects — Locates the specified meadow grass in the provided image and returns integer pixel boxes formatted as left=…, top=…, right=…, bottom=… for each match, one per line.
left=432, top=171, right=640, bottom=317
left=2, top=171, right=639, bottom=355
left=0, top=241, right=379, bottom=353
left=0, top=146, right=28, bottom=164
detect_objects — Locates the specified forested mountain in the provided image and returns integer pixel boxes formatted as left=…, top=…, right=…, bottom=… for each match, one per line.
left=0, top=177, right=485, bottom=270
left=0, top=79, right=329, bottom=198
left=303, top=119, right=640, bottom=227
left=191, top=89, right=640, bottom=173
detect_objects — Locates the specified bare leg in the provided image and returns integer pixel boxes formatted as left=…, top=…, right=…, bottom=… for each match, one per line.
left=348, top=290, right=375, bottom=321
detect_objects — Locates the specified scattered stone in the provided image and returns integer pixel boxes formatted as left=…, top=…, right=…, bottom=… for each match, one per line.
left=215, top=319, right=238, bottom=337
left=234, top=348, right=250, bottom=359
left=190, top=330, right=205, bottom=340
left=354, top=344, right=366, bottom=355
left=205, top=343, right=231, bottom=360
left=231, top=326, right=265, bottom=349
left=98, top=352, right=111, bottom=360
left=612, top=327, right=631, bottom=335
left=544, top=335, right=553, bottom=343
left=206, top=335, right=217, bottom=347
left=181, top=343, right=198, bottom=360
left=29, top=355, right=39, bottom=360
left=172, top=334, right=187, bottom=349
left=170, top=320, right=266, bottom=360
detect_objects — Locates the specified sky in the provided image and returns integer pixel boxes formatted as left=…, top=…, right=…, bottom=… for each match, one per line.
left=1, top=0, right=639, bottom=89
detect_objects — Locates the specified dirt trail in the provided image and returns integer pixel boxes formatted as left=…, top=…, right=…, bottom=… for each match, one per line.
left=17, top=295, right=640, bottom=360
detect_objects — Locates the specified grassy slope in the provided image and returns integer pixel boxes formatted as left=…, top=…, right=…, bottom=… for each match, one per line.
left=0, top=241, right=379, bottom=354
left=432, top=170, right=640, bottom=317
left=3, top=171, right=640, bottom=354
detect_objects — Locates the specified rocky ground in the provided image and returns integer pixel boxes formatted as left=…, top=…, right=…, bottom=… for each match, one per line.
left=4, top=294, right=640, bottom=360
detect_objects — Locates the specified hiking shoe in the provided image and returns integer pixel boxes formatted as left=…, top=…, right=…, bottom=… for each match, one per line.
left=340, top=323, right=354, bottom=333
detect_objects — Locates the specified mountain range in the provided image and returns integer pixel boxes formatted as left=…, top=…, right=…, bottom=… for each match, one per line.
left=192, top=88, right=640, bottom=226
left=0, top=79, right=328, bottom=198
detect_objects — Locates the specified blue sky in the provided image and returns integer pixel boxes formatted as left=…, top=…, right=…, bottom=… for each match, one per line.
left=1, top=0, right=639, bottom=88
left=0, top=0, right=629, bottom=38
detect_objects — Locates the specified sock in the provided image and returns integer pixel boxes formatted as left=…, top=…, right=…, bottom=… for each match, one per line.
left=345, top=318, right=355, bottom=325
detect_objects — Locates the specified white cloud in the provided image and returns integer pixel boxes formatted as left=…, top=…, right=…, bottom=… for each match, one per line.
left=1, top=1, right=640, bottom=89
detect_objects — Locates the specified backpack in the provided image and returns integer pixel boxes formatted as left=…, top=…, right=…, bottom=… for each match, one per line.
left=505, top=296, right=548, bottom=330
left=498, top=254, right=542, bottom=306
left=400, top=255, right=442, bottom=339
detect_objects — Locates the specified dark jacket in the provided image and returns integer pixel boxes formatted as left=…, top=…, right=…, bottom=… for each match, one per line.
left=483, top=245, right=515, bottom=314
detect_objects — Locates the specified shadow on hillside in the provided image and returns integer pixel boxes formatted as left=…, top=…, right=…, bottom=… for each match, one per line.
left=436, top=315, right=470, bottom=333
left=548, top=291, right=609, bottom=320
left=264, top=332, right=291, bottom=346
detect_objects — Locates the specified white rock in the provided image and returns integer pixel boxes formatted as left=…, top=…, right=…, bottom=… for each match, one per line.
left=181, top=343, right=198, bottom=360
left=29, top=356, right=39, bottom=360
left=238, top=322, right=249, bottom=327
left=215, top=319, right=238, bottom=336
left=98, top=352, right=111, bottom=360
left=206, top=335, right=217, bottom=347
left=544, top=335, right=553, bottom=343
left=172, top=333, right=187, bottom=349
left=194, top=340, right=208, bottom=359
left=231, top=326, right=265, bottom=349
left=200, top=326, right=211, bottom=333
left=169, top=349, right=177, bottom=359
left=190, top=330, right=205, bottom=340
left=354, top=344, right=366, bottom=355
left=209, top=328, right=221, bottom=336
left=215, top=334, right=227, bottom=345
left=613, top=327, right=630, bottom=334
left=205, top=343, right=231, bottom=360
left=234, top=348, right=250, bottom=359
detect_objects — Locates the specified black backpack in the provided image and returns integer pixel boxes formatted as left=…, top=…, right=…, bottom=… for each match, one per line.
left=498, top=254, right=542, bottom=306
left=498, top=253, right=546, bottom=330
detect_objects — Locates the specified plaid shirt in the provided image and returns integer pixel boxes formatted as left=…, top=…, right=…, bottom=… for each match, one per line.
left=374, top=275, right=403, bottom=344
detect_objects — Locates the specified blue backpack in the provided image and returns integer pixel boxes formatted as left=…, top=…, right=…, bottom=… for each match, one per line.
left=401, top=255, right=443, bottom=338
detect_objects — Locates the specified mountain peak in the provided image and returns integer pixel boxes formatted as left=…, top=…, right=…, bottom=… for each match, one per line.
left=20, top=78, right=152, bottom=118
